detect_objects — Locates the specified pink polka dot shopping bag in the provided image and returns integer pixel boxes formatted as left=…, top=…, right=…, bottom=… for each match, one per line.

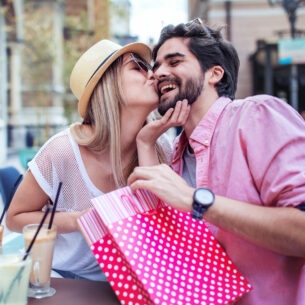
left=78, top=187, right=252, bottom=305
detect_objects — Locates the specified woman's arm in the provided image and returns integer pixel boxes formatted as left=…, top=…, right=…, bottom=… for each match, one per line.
left=137, top=100, right=190, bottom=166
left=6, top=171, right=85, bottom=234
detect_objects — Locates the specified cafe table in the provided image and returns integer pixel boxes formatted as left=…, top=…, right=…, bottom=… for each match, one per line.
left=28, top=278, right=121, bottom=305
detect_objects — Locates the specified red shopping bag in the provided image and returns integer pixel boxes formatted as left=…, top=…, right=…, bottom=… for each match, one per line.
left=78, top=187, right=252, bottom=305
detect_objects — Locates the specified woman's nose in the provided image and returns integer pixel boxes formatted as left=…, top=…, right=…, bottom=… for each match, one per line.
left=147, top=70, right=155, bottom=80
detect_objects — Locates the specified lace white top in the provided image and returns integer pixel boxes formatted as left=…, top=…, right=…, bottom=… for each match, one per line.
left=28, top=127, right=173, bottom=280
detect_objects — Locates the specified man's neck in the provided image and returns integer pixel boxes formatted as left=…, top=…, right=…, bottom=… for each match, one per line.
left=183, top=93, right=219, bottom=138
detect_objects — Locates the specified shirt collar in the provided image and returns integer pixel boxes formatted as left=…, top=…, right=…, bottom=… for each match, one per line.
left=172, top=97, right=232, bottom=159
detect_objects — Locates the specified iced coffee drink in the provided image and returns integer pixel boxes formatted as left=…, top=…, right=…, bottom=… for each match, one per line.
left=23, top=224, right=57, bottom=299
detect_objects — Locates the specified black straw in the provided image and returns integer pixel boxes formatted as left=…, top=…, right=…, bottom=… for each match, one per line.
left=0, top=207, right=6, bottom=226
left=48, top=182, right=62, bottom=230
left=0, top=174, right=23, bottom=225
left=23, top=207, right=50, bottom=261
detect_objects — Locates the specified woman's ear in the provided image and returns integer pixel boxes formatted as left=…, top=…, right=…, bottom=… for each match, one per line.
left=208, top=66, right=224, bottom=85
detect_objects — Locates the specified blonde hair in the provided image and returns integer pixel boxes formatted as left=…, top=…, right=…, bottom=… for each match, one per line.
left=71, top=56, right=167, bottom=187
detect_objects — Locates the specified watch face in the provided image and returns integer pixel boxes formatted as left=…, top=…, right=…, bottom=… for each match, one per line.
left=195, top=188, right=214, bottom=205
left=192, top=188, right=215, bottom=220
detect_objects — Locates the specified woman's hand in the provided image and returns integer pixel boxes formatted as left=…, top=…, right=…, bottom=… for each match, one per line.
left=137, top=100, right=190, bottom=166
left=137, top=99, right=190, bottom=145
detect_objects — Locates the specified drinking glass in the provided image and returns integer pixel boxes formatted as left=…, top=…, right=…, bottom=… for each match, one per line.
left=23, top=224, right=57, bottom=299
left=0, top=251, right=32, bottom=305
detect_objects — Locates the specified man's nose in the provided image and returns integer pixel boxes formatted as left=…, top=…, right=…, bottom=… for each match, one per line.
left=153, top=64, right=169, bottom=80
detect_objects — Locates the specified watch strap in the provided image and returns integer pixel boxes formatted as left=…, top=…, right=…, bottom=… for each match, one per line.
left=191, top=203, right=209, bottom=220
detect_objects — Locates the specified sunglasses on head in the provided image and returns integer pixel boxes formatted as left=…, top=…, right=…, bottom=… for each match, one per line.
left=130, top=53, right=152, bottom=73
left=185, top=17, right=213, bottom=39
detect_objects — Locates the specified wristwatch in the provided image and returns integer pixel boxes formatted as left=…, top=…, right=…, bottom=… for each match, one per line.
left=191, top=187, right=215, bottom=220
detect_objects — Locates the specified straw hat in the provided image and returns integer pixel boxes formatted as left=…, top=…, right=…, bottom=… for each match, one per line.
left=70, top=39, right=152, bottom=118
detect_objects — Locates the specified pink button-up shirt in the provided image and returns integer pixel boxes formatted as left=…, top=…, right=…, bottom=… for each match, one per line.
left=171, top=95, right=305, bottom=305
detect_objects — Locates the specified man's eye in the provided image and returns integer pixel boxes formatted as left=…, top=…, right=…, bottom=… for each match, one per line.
left=169, top=60, right=180, bottom=67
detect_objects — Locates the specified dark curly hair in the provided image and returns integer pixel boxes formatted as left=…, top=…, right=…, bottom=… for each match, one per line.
left=152, top=20, right=240, bottom=99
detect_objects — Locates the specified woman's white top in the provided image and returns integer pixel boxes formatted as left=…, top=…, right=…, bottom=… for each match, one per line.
left=28, top=127, right=173, bottom=280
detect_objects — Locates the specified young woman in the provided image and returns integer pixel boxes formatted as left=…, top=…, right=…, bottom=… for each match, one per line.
left=6, top=39, right=189, bottom=280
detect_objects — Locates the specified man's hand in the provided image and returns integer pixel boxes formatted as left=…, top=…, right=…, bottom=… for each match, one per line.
left=128, top=164, right=194, bottom=212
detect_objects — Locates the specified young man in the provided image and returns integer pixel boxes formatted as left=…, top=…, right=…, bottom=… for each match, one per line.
left=128, top=19, right=305, bottom=305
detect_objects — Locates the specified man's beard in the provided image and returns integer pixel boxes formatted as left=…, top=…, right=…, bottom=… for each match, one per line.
left=158, top=75, right=204, bottom=116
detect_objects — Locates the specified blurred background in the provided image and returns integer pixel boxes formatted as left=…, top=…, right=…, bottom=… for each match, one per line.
left=0, top=0, right=305, bottom=169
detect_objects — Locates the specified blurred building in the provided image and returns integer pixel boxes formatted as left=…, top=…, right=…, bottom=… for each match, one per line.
left=189, top=0, right=305, bottom=110
left=0, top=0, right=133, bottom=164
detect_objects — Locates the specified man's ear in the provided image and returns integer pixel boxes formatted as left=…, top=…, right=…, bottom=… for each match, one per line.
left=208, top=66, right=224, bottom=85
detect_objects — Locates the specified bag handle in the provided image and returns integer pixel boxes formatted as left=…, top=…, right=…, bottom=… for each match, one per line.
left=120, top=194, right=142, bottom=215
left=120, top=190, right=164, bottom=216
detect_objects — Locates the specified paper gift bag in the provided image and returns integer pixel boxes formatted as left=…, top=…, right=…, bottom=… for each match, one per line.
left=78, top=187, right=252, bottom=305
